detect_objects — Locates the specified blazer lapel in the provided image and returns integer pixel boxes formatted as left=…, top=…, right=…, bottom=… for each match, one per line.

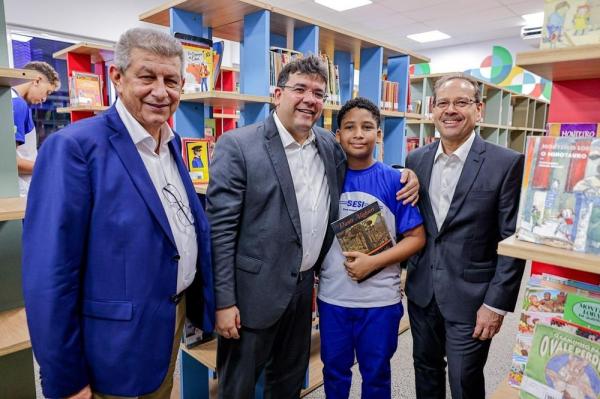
left=106, top=107, right=177, bottom=248
left=314, top=130, right=338, bottom=223
left=264, top=115, right=302, bottom=241
left=439, top=135, right=486, bottom=235
left=419, top=142, right=439, bottom=235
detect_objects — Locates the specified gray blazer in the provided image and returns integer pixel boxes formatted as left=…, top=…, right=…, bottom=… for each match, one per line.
left=405, top=135, right=526, bottom=324
left=206, top=113, right=346, bottom=329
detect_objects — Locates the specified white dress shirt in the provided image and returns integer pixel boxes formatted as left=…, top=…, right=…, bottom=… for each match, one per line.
left=273, top=111, right=330, bottom=272
left=429, top=132, right=506, bottom=316
left=116, top=99, right=197, bottom=294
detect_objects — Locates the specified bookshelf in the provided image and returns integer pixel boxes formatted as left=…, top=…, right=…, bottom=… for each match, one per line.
left=0, top=0, right=35, bottom=396
left=140, top=0, right=429, bottom=165
left=490, top=44, right=600, bottom=398
left=52, top=42, right=114, bottom=122
left=406, top=73, right=549, bottom=156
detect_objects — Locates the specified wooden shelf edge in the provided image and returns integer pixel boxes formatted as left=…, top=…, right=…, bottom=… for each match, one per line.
left=497, top=234, right=600, bottom=274
left=0, top=197, right=26, bottom=221
left=0, top=308, right=31, bottom=357
left=56, top=106, right=110, bottom=113
left=0, top=67, right=37, bottom=87
left=516, top=45, right=600, bottom=81
left=53, top=42, right=114, bottom=61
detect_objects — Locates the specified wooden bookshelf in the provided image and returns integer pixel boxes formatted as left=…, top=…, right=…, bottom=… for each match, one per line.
left=0, top=67, right=37, bottom=87
left=212, top=113, right=239, bottom=120
left=0, top=197, right=26, bottom=221
left=139, top=0, right=428, bottom=65
left=497, top=234, right=600, bottom=274
left=516, top=44, right=600, bottom=81
left=53, top=42, right=114, bottom=62
left=56, top=105, right=110, bottom=114
left=180, top=91, right=271, bottom=108
left=0, top=308, right=30, bottom=357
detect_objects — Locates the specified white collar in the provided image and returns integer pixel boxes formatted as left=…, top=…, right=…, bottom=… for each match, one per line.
left=115, top=98, right=175, bottom=151
left=435, top=131, right=476, bottom=163
left=273, top=111, right=315, bottom=148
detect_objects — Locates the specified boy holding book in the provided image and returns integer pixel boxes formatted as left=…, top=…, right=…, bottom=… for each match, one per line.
left=318, top=97, right=426, bottom=399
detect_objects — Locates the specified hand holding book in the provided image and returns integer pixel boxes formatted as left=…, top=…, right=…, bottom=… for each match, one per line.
left=342, top=251, right=380, bottom=282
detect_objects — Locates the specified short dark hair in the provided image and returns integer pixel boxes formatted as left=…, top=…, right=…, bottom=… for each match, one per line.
left=337, top=97, right=381, bottom=128
left=433, top=74, right=481, bottom=104
left=276, top=55, right=328, bottom=87
left=23, top=61, right=61, bottom=90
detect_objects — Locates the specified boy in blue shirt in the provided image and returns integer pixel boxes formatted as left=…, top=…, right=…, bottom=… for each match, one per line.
left=318, top=97, right=426, bottom=399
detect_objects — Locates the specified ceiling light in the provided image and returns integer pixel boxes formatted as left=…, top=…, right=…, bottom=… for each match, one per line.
left=407, top=30, right=451, bottom=43
left=314, top=0, right=372, bottom=12
left=10, top=33, right=33, bottom=42
left=522, top=12, right=544, bottom=27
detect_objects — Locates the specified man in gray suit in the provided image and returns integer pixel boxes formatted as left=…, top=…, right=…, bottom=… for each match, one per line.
left=207, top=55, right=417, bottom=399
left=405, top=74, right=525, bottom=399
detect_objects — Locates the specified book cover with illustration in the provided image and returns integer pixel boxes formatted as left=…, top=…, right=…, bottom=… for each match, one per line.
left=551, top=317, right=600, bottom=342
left=548, top=123, right=600, bottom=138
left=517, top=136, right=600, bottom=254
left=330, top=201, right=393, bottom=282
left=541, top=0, right=600, bottom=49
left=182, top=138, right=212, bottom=185
left=520, top=323, right=600, bottom=399
left=176, top=33, right=215, bottom=94
left=564, top=292, right=600, bottom=330
left=70, top=71, right=102, bottom=107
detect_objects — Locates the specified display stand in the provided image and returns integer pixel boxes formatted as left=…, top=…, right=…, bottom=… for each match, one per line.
left=407, top=73, right=549, bottom=155
left=52, top=42, right=113, bottom=121
left=489, top=43, right=600, bottom=398
left=0, top=1, right=36, bottom=396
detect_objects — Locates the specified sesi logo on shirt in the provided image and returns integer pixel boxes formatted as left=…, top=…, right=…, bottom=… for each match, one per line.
left=341, top=200, right=368, bottom=209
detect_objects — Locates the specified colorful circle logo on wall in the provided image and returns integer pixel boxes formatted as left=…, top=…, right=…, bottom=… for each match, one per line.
left=410, top=63, right=431, bottom=76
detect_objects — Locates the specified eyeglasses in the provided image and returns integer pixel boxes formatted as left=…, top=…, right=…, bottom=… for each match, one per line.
left=162, top=183, right=195, bottom=227
left=279, top=85, right=329, bottom=102
left=433, top=98, right=478, bottom=110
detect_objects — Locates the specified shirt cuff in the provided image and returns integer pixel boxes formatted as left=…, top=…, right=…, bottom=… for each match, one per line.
left=484, top=303, right=507, bottom=316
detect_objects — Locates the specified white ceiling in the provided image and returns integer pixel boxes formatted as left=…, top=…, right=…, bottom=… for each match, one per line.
left=262, top=0, right=544, bottom=52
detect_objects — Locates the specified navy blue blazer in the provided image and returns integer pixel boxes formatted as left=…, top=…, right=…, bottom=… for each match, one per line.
left=22, top=106, right=215, bottom=398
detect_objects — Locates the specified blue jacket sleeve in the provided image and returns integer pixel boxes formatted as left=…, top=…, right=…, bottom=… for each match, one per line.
left=22, top=132, right=92, bottom=398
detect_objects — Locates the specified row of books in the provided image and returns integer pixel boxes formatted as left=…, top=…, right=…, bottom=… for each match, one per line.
left=380, top=79, right=400, bottom=111
left=269, top=47, right=303, bottom=95
left=319, top=53, right=341, bottom=105
left=516, top=132, right=600, bottom=255
left=508, top=272, right=600, bottom=399
left=405, top=136, right=439, bottom=155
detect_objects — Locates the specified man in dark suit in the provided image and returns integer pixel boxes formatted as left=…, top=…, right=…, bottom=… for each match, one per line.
left=405, top=74, right=525, bottom=399
left=22, top=28, right=214, bottom=399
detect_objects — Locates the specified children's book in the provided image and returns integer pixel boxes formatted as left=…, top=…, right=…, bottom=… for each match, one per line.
left=547, top=123, right=600, bottom=138
left=541, top=0, right=600, bottom=49
left=70, top=71, right=102, bottom=107
left=516, top=136, right=600, bottom=254
left=564, top=292, right=600, bottom=330
left=181, top=138, right=212, bottom=185
left=330, top=201, right=394, bottom=283
left=175, top=32, right=215, bottom=94
left=520, top=323, right=600, bottom=399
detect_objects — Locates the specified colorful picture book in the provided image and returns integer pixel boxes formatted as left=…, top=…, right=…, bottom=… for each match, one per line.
left=330, top=201, right=393, bottom=282
left=69, top=71, right=102, bottom=107
left=547, top=123, right=600, bottom=138
left=541, top=0, right=600, bottom=49
left=520, top=324, right=600, bottom=399
left=516, top=136, right=600, bottom=254
left=182, top=138, right=213, bottom=185
left=564, top=292, right=600, bottom=330
left=175, top=32, right=216, bottom=94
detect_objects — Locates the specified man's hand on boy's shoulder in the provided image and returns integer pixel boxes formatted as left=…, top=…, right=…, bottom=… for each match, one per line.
left=342, top=251, right=377, bottom=281
left=397, top=168, right=420, bottom=206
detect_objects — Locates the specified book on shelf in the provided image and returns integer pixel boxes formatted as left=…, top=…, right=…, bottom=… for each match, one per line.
left=175, top=32, right=216, bottom=94
left=319, top=53, right=341, bottom=105
left=406, top=137, right=420, bottom=154
left=516, top=136, right=600, bottom=254
left=380, top=79, right=399, bottom=111
left=204, top=118, right=216, bottom=138
left=269, top=47, right=303, bottom=94
left=540, top=0, right=600, bottom=49
left=520, top=323, right=600, bottom=399
left=212, top=41, right=225, bottom=90
left=563, top=292, right=600, bottom=330
left=547, top=123, right=600, bottom=138
left=69, top=71, right=103, bottom=107
left=330, top=201, right=393, bottom=283
left=181, top=137, right=213, bottom=185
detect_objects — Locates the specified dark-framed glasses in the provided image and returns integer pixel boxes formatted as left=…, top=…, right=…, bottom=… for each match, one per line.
left=279, top=85, right=329, bottom=102
left=433, top=98, right=478, bottom=110
left=162, top=183, right=195, bottom=227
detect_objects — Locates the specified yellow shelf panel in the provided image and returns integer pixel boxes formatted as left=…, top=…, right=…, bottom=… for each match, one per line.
left=0, top=197, right=26, bottom=221
left=139, top=0, right=428, bottom=65
left=497, top=234, right=600, bottom=274
left=0, top=308, right=30, bottom=357
left=0, top=68, right=37, bottom=87
left=516, top=44, right=600, bottom=81
left=56, top=105, right=110, bottom=113
left=53, top=42, right=114, bottom=62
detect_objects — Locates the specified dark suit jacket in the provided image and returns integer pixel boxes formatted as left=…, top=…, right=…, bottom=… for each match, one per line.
left=206, top=113, right=345, bottom=329
left=405, top=135, right=525, bottom=324
left=22, top=106, right=215, bottom=398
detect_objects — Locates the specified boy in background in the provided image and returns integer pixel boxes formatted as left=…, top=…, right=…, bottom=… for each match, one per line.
left=12, top=61, right=60, bottom=197
left=318, top=97, right=426, bottom=399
